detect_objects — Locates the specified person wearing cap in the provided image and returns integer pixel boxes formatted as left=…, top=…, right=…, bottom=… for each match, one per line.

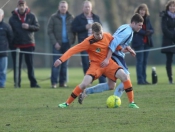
left=0, top=9, right=13, bottom=88
left=9, top=0, right=40, bottom=88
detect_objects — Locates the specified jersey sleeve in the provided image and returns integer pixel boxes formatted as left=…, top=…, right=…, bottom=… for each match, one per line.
left=116, top=45, right=122, bottom=51
left=109, top=30, right=131, bottom=53
left=59, top=39, right=90, bottom=62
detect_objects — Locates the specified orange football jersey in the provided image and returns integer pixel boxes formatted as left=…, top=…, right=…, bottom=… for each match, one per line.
left=59, top=33, right=113, bottom=63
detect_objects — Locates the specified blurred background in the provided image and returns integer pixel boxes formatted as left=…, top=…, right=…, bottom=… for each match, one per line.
left=0, top=0, right=168, bottom=68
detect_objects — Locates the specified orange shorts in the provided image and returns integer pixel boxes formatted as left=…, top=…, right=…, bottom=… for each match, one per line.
left=86, top=59, right=122, bottom=82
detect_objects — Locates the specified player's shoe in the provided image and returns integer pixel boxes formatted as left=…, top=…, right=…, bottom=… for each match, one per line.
left=129, top=103, right=139, bottom=108
left=78, top=92, right=87, bottom=104
left=58, top=102, right=69, bottom=108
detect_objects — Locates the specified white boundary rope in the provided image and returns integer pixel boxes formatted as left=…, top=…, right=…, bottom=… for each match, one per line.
left=0, top=50, right=16, bottom=53
left=2, top=45, right=174, bottom=84
left=133, top=45, right=175, bottom=53
left=1, top=45, right=175, bottom=56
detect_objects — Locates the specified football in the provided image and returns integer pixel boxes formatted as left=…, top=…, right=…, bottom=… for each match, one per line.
left=106, top=95, right=121, bottom=108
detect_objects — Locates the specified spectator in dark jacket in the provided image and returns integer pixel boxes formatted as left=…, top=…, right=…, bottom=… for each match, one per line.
left=132, top=4, right=154, bottom=85
left=160, top=0, right=175, bottom=84
left=47, top=1, right=75, bottom=88
left=72, top=0, right=106, bottom=83
left=0, top=9, right=13, bottom=88
left=9, top=0, right=40, bottom=88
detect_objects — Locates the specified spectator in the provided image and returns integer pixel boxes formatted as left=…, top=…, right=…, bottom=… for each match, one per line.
left=47, top=1, right=75, bottom=88
left=72, top=0, right=106, bottom=83
left=0, top=9, right=13, bottom=88
left=132, top=4, right=154, bottom=85
left=160, top=0, right=175, bottom=84
left=9, top=0, right=40, bottom=88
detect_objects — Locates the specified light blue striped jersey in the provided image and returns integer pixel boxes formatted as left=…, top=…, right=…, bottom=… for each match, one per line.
left=109, top=24, right=133, bottom=58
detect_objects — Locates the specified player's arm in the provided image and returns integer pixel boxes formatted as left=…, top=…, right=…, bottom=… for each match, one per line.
left=108, top=31, right=130, bottom=52
left=115, top=45, right=135, bottom=56
left=116, top=45, right=122, bottom=51
left=100, top=48, right=113, bottom=68
left=123, top=46, right=136, bottom=57
left=54, top=40, right=89, bottom=67
left=100, top=34, right=114, bottom=67
left=116, top=30, right=135, bottom=56
left=100, top=35, right=121, bottom=67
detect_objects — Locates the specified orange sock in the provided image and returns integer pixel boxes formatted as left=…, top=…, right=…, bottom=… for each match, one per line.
left=66, top=85, right=83, bottom=105
left=123, top=80, right=134, bottom=103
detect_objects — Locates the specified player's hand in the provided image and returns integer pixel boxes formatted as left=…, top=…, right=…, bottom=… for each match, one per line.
left=129, top=49, right=136, bottom=57
left=100, top=58, right=109, bottom=68
left=22, top=23, right=29, bottom=29
left=121, top=48, right=128, bottom=53
left=54, top=59, right=62, bottom=67
left=126, top=46, right=136, bottom=57
left=122, top=46, right=131, bottom=53
left=125, top=46, right=136, bottom=57
left=55, top=43, right=61, bottom=50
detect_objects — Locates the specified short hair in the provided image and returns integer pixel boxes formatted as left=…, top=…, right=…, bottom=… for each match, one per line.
left=131, top=13, right=144, bottom=23
left=0, top=9, right=4, bottom=16
left=18, top=0, right=26, bottom=5
left=165, top=0, right=175, bottom=11
left=135, top=3, right=150, bottom=16
left=83, top=0, right=93, bottom=7
left=92, top=22, right=102, bottom=32
left=59, top=0, right=68, bottom=6
left=83, top=0, right=92, bottom=5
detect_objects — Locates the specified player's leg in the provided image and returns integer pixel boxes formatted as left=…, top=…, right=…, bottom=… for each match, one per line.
left=115, top=69, right=139, bottom=108
left=114, top=75, right=130, bottom=97
left=114, top=82, right=124, bottom=97
left=78, top=78, right=115, bottom=104
left=112, top=56, right=129, bottom=98
left=85, top=78, right=115, bottom=94
left=58, top=75, right=93, bottom=108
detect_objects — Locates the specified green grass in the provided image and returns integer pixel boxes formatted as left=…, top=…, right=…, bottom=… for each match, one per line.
left=1, top=65, right=175, bottom=132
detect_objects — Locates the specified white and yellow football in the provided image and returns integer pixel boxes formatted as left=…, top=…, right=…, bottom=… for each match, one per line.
left=106, top=95, right=121, bottom=108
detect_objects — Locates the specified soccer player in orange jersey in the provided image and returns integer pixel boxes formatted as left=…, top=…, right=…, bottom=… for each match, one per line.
left=78, top=14, right=143, bottom=108
left=54, top=17, right=141, bottom=108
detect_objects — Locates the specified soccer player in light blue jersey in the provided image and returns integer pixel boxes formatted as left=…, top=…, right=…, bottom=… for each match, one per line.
left=78, top=13, right=143, bottom=108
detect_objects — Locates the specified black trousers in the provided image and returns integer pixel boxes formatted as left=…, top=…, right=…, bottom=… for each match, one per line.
left=165, top=52, right=174, bottom=82
left=11, top=47, right=37, bottom=87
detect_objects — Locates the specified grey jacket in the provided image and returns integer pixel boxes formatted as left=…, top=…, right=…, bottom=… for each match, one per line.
left=47, top=11, right=75, bottom=46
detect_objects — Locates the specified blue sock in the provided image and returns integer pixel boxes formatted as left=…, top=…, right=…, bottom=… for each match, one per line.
left=85, top=83, right=109, bottom=95
left=114, top=82, right=124, bottom=98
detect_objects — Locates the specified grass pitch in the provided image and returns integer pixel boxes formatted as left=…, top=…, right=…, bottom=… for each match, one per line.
left=0, top=66, right=175, bottom=132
